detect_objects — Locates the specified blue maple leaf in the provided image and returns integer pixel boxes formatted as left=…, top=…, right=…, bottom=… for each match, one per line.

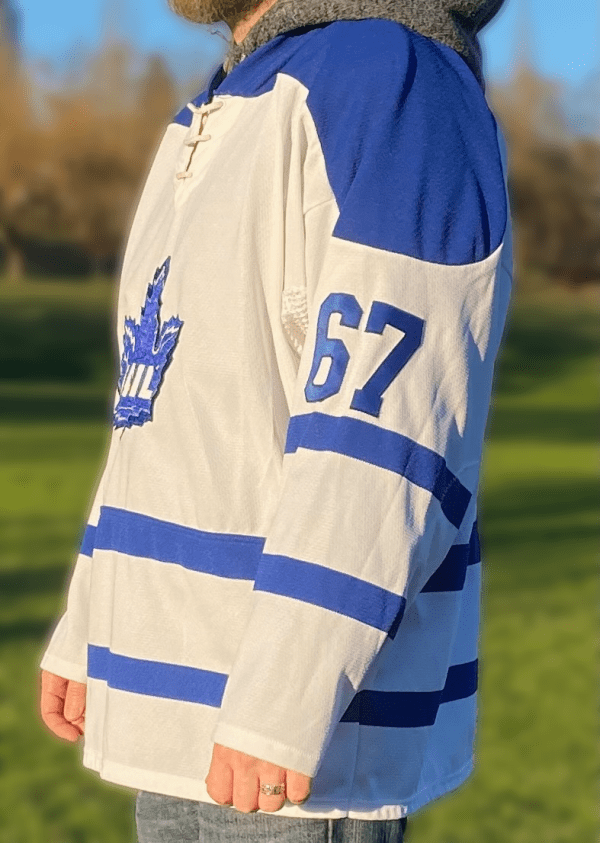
left=114, top=257, right=183, bottom=429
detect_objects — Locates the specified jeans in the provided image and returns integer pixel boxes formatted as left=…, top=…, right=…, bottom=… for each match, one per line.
left=135, top=790, right=408, bottom=842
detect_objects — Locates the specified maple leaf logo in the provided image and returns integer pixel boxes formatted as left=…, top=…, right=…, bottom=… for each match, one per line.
left=114, top=257, right=183, bottom=429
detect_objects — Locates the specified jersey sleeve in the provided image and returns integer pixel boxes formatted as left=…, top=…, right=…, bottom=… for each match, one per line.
left=211, top=35, right=513, bottom=778
left=38, top=439, right=113, bottom=684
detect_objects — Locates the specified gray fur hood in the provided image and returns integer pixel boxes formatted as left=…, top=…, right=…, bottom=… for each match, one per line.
left=222, top=0, right=505, bottom=90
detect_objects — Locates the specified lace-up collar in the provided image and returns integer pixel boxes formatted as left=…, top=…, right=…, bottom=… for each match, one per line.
left=176, top=99, right=224, bottom=180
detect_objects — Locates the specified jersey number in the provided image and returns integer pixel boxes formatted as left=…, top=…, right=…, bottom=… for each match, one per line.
left=304, top=293, right=425, bottom=417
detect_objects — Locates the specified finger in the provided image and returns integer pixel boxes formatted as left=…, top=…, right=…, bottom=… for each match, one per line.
left=257, top=777, right=287, bottom=813
left=285, top=770, right=312, bottom=805
left=64, top=680, right=87, bottom=724
left=205, top=751, right=233, bottom=806
left=232, top=770, right=259, bottom=814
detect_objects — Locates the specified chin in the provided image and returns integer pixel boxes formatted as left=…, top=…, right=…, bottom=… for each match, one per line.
left=168, top=0, right=260, bottom=26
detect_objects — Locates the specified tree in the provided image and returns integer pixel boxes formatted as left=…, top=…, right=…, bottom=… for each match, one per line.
left=490, top=67, right=600, bottom=286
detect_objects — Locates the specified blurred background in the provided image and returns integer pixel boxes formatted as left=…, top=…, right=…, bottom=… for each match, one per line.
left=0, top=0, right=598, bottom=841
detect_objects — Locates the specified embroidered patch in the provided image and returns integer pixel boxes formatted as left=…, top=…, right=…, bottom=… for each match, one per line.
left=114, top=257, right=183, bottom=429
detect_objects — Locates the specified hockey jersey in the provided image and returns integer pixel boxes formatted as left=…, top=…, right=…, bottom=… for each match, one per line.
left=39, top=5, right=513, bottom=820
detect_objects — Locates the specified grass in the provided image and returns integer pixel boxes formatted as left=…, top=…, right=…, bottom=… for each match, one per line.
left=0, top=276, right=598, bottom=842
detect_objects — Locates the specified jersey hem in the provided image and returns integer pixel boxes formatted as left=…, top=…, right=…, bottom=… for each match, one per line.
left=39, top=653, right=88, bottom=685
left=82, top=748, right=473, bottom=819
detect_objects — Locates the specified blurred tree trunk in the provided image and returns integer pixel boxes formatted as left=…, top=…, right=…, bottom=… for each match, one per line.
left=0, top=227, right=25, bottom=282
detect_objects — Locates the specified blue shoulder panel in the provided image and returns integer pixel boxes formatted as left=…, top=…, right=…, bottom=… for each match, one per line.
left=289, top=20, right=506, bottom=264
left=172, top=105, right=193, bottom=127
left=189, top=20, right=507, bottom=264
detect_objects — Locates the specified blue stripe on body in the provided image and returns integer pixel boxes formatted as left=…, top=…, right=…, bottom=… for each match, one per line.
left=87, top=645, right=227, bottom=706
left=255, top=553, right=406, bottom=635
left=421, top=519, right=480, bottom=593
left=81, top=506, right=477, bottom=638
left=340, top=659, right=478, bottom=728
left=285, top=412, right=471, bottom=529
left=87, top=644, right=476, bottom=727
left=79, top=507, right=476, bottom=636
left=93, top=506, right=264, bottom=580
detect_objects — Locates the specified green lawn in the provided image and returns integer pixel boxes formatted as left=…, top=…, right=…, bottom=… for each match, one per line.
left=0, top=278, right=597, bottom=843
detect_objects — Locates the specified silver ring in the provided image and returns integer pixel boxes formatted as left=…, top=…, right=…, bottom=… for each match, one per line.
left=259, top=782, right=285, bottom=796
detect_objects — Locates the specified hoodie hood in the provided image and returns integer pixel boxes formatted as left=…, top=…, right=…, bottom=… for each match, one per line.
left=222, top=0, right=506, bottom=90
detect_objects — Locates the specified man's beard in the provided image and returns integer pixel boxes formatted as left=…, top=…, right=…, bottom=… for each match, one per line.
left=168, top=0, right=262, bottom=28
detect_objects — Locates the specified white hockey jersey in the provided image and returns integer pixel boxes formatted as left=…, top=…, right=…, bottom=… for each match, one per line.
left=39, top=11, right=513, bottom=820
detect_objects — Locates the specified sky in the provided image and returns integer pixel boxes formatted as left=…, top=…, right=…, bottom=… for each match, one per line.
left=14, top=0, right=600, bottom=86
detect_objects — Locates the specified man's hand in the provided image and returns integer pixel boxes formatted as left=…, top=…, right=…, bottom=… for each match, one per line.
left=40, top=669, right=86, bottom=742
left=205, top=743, right=312, bottom=813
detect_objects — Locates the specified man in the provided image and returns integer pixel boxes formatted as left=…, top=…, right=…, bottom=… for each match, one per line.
left=39, top=0, right=512, bottom=840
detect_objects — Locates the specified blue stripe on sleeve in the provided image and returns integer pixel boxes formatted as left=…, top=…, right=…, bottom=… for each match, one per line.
left=80, top=524, right=97, bottom=558
left=285, top=412, right=471, bottom=529
left=94, top=506, right=264, bottom=579
left=255, top=553, right=406, bottom=634
left=341, top=659, right=478, bottom=727
left=87, top=645, right=227, bottom=706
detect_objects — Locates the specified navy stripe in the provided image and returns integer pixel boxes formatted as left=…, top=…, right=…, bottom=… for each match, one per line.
left=387, top=605, right=405, bottom=641
left=93, top=506, right=264, bottom=579
left=80, top=525, right=96, bottom=558
left=441, top=659, right=478, bottom=704
left=255, top=553, right=406, bottom=634
left=421, top=520, right=481, bottom=593
left=285, top=413, right=471, bottom=529
left=470, top=518, right=481, bottom=563
left=87, top=645, right=227, bottom=706
left=421, top=543, right=470, bottom=592
left=467, top=519, right=480, bottom=565
left=341, top=660, right=478, bottom=728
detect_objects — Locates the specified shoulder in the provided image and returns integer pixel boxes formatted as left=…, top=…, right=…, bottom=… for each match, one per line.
left=286, top=18, right=479, bottom=110
left=286, top=20, right=507, bottom=264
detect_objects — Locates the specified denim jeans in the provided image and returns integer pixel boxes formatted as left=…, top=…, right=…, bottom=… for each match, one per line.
left=135, top=790, right=408, bottom=842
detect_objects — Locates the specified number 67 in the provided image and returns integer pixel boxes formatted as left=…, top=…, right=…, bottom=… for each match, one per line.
left=304, top=292, right=425, bottom=418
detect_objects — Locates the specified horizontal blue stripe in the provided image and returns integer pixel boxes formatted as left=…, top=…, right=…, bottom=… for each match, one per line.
left=341, top=660, right=478, bottom=728
left=285, top=413, right=471, bottom=529
left=421, top=520, right=480, bottom=593
left=80, top=525, right=96, bottom=558
left=87, top=645, right=476, bottom=727
left=87, top=645, right=227, bottom=706
left=255, top=553, right=406, bottom=634
left=93, top=506, right=264, bottom=579
left=441, top=659, right=478, bottom=704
